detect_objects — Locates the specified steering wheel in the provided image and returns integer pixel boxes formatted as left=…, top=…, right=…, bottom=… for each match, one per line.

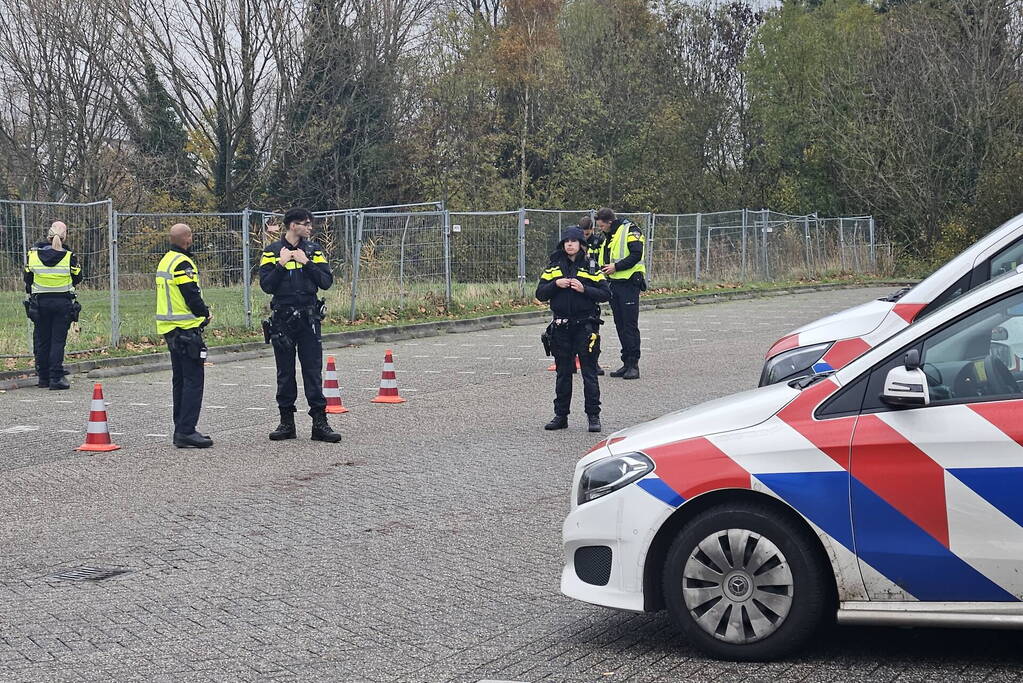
left=985, top=355, right=1019, bottom=396
left=922, top=362, right=942, bottom=387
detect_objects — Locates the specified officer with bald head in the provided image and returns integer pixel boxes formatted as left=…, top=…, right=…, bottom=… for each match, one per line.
left=24, top=220, right=82, bottom=389
left=155, top=222, right=213, bottom=448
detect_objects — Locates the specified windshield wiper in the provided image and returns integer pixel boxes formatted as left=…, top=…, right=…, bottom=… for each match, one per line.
left=789, top=371, right=836, bottom=390
left=878, top=286, right=911, bottom=302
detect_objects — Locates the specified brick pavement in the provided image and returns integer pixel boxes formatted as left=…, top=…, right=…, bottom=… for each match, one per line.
left=3, top=287, right=1022, bottom=681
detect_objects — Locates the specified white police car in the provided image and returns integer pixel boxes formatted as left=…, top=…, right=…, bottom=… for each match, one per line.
left=564, top=265, right=1023, bottom=660
left=761, top=212, right=1023, bottom=386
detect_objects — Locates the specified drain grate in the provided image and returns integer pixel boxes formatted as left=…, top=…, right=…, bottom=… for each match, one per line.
left=48, top=565, right=131, bottom=582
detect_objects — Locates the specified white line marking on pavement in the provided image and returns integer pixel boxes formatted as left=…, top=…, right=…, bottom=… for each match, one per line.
left=123, top=380, right=136, bottom=384
left=110, top=432, right=125, bottom=436
left=58, top=429, right=78, bottom=433
left=1, top=426, right=39, bottom=434
left=413, top=355, right=431, bottom=358
left=458, top=371, right=476, bottom=375
left=145, top=434, right=168, bottom=438
left=246, top=407, right=267, bottom=411
left=55, top=400, right=72, bottom=404
left=494, top=372, right=512, bottom=376
left=443, top=356, right=461, bottom=359
left=664, top=338, right=678, bottom=342
left=129, top=402, right=150, bottom=407
left=357, top=369, right=374, bottom=372
left=478, top=357, right=492, bottom=360
left=220, top=383, right=239, bottom=386
left=253, top=384, right=272, bottom=387
left=492, top=344, right=506, bottom=347
left=424, top=370, right=441, bottom=374
left=693, top=338, right=707, bottom=341
left=18, top=399, right=38, bottom=403
left=507, top=357, right=523, bottom=361
left=259, top=366, right=276, bottom=370
left=208, top=405, right=226, bottom=409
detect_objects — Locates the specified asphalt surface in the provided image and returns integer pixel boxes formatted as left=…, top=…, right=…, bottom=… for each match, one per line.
left=3, top=286, right=1023, bottom=682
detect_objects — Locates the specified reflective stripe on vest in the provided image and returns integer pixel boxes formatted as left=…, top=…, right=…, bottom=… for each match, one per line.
left=155, top=251, right=205, bottom=333
left=603, top=222, right=646, bottom=279
left=27, top=249, right=73, bottom=293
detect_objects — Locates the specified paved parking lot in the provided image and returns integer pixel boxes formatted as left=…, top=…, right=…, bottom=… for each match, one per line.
left=4, top=286, right=1023, bottom=682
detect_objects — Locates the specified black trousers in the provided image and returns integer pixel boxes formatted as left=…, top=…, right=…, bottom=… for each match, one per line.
left=165, top=329, right=205, bottom=436
left=609, top=279, right=641, bottom=365
left=273, top=317, right=326, bottom=414
left=33, top=297, right=73, bottom=383
left=552, top=321, right=601, bottom=417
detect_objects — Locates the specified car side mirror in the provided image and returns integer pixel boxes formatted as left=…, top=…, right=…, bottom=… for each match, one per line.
left=881, top=350, right=929, bottom=408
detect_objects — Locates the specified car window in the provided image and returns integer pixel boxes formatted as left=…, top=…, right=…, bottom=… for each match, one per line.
left=919, top=290, right=1023, bottom=405
left=918, top=271, right=972, bottom=320
left=989, top=238, right=1023, bottom=280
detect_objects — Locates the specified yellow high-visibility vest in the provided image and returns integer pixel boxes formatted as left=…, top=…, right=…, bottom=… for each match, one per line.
left=155, top=250, right=205, bottom=334
left=598, top=221, right=646, bottom=280
left=26, top=249, right=74, bottom=294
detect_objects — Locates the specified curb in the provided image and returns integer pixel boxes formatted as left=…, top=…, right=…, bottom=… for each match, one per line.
left=0, top=281, right=912, bottom=390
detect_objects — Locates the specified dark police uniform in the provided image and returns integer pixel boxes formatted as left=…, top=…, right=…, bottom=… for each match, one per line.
left=598, top=219, right=645, bottom=377
left=24, top=241, right=82, bottom=389
left=155, top=245, right=211, bottom=446
left=259, top=236, right=334, bottom=426
left=536, top=234, right=611, bottom=430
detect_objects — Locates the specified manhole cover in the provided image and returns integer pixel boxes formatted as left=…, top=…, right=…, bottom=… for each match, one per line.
left=48, top=565, right=131, bottom=582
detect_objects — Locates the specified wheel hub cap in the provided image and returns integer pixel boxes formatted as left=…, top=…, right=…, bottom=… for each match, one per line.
left=681, top=528, right=794, bottom=644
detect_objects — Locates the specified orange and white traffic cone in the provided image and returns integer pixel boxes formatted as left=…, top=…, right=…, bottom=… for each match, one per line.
left=371, top=349, right=406, bottom=404
left=548, top=356, right=582, bottom=371
left=323, top=355, right=348, bottom=414
left=76, top=383, right=120, bottom=452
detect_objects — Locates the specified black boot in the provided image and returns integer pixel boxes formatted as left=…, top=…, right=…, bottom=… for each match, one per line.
left=174, top=431, right=213, bottom=448
left=544, top=415, right=568, bottom=430
left=49, top=377, right=70, bottom=390
left=587, top=415, right=602, bottom=432
left=269, top=408, right=297, bottom=441
left=595, top=367, right=605, bottom=376
left=310, top=408, right=342, bottom=443
left=609, top=365, right=627, bottom=377
left=622, top=365, right=640, bottom=380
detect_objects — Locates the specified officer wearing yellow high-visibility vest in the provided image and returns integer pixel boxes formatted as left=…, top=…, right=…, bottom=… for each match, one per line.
left=155, top=223, right=213, bottom=449
left=24, top=220, right=82, bottom=390
left=595, top=207, right=646, bottom=380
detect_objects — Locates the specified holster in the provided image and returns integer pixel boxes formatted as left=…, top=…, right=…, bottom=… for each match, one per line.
left=23, top=296, right=39, bottom=323
left=262, top=318, right=273, bottom=345
left=172, top=329, right=206, bottom=360
left=541, top=324, right=553, bottom=357
left=69, top=298, right=82, bottom=322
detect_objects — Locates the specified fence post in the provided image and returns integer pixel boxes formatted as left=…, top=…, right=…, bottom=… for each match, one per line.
left=839, top=217, right=847, bottom=270
left=443, top=209, right=452, bottom=309
left=694, top=213, right=702, bottom=282
left=19, top=203, right=27, bottom=265
left=803, top=214, right=811, bottom=274
left=108, top=203, right=120, bottom=347
left=868, top=217, right=877, bottom=271
left=241, top=208, right=252, bottom=329
left=645, top=212, right=654, bottom=284
left=761, top=208, right=770, bottom=280
left=349, top=211, right=364, bottom=322
left=517, top=207, right=526, bottom=297
left=740, top=209, right=748, bottom=280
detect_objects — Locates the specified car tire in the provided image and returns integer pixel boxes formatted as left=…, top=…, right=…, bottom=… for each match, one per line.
left=662, top=502, right=830, bottom=661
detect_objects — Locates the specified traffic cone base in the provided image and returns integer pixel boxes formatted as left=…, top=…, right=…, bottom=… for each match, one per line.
left=323, top=355, right=349, bottom=414
left=76, top=383, right=121, bottom=452
left=547, top=357, right=582, bottom=371
left=372, top=349, right=406, bottom=404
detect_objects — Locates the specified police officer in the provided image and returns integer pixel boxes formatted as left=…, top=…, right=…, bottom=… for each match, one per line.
left=595, top=207, right=646, bottom=380
left=578, top=214, right=605, bottom=376
left=24, top=221, right=82, bottom=390
left=536, top=226, right=610, bottom=433
left=156, top=223, right=213, bottom=449
left=259, top=207, right=341, bottom=443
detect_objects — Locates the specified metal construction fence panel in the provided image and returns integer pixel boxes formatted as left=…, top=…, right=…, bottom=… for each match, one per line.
left=114, top=212, right=248, bottom=346
left=0, top=199, right=883, bottom=359
left=0, top=199, right=112, bottom=358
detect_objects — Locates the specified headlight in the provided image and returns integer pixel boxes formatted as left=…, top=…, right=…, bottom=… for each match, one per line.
left=759, top=342, right=832, bottom=386
left=578, top=452, right=654, bottom=505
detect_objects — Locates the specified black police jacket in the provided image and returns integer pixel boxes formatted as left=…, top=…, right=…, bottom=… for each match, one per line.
left=535, top=249, right=611, bottom=320
left=259, top=236, right=333, bottom=309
